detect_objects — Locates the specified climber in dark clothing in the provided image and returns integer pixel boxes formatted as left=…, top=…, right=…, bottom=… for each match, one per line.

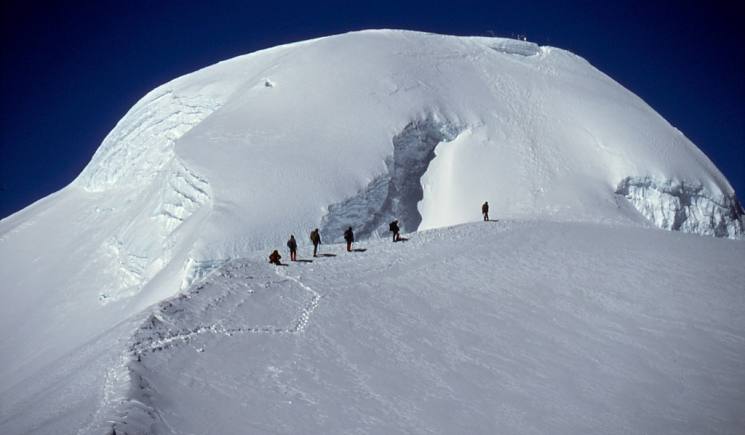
left=389, top=220, right=401, bottom=242
left=287, top=235, right=297, bottom=261
left=344, top=226, right=354, bottom=252
left=482, top=201, right=489, bottom=221
left=310, top=228, right=321, bottom=257
left=269, top=250, right=282, bottom=265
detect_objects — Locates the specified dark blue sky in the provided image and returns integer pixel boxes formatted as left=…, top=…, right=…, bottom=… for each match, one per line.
left=1, top=0, right=743, bottom=218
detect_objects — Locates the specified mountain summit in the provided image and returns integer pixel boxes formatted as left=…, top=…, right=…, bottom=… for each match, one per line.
left=1, top=30, right=743, bottom=434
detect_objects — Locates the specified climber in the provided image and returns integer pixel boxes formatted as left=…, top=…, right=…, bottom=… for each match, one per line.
left=310, top=228, right=321, bottom=257
left=269, top=250, right=282, bottom=265
left=482, top=201, right=489, bottom=221
left=287, top=234, right=298, bottom=261
left=344, top=226, right=354, bottom=252
left=389, top=220, right=401, bottom=242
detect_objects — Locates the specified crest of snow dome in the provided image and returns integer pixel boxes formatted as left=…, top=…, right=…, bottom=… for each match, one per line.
left=75, top=30, right=743, bottom=251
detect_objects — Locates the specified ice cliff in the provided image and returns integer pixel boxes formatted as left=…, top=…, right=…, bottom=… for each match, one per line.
left=617, top=176, right=743, bottom=238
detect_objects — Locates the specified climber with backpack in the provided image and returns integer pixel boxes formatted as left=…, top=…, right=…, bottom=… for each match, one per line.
left=344, top=226, right=354, bottom=252
left=310, top=228, right=321, bottom=257
left=389, top=220, right=401, bottom=242
left=269, top=250, right=282, bottom=265
left=287, top=234, right=298, bottom=261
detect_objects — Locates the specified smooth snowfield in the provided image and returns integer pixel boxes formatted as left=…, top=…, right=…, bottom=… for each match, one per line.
left=4, top=221, right=743, bottom=434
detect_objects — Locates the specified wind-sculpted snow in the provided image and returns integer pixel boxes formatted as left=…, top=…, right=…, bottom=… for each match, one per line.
left=470, top=36, right=542, bottom=56
left=76, top=91, right=226, bottom=191
left=617, top=176, right=744, bottom=239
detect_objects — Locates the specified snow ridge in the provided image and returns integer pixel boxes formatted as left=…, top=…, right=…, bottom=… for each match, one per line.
left=101, top=260, right=322, bottom=433
left=108, top=221, right=745, bottom=434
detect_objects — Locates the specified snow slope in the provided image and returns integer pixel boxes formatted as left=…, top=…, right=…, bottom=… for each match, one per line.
left=3, top=221, right=744, bottom=434
left=1, top=29, right=744, bottom=434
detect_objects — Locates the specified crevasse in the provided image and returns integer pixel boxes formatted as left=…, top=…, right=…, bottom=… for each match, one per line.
left=320, top=116, right=462, bottom=241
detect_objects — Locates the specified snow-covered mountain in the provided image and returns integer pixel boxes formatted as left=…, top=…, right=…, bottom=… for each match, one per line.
left=1, top=30, right=744, bottom=434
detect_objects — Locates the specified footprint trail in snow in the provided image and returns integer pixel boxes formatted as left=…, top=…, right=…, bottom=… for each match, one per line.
left=132, top=259, right=322, bottom=357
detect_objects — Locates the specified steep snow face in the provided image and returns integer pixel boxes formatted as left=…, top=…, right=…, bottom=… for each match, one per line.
left=1, top=30, right=743, bottom=408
